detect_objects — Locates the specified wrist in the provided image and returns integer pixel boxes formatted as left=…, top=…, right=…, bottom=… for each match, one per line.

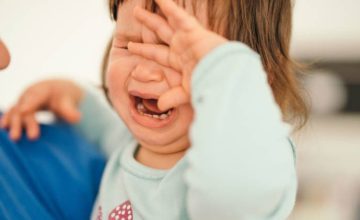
left=195, top=36, right=228, bottom=62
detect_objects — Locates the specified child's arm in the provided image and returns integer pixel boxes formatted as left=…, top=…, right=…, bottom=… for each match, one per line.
left=131, top=0, right=296, bottom=218
left=185, top=43, right=296, bottom=219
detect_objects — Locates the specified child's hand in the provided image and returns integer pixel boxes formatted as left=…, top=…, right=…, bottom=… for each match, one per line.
left=127, top=0, right=228, bottom=111
left=0, top=79, right=84, bottom=141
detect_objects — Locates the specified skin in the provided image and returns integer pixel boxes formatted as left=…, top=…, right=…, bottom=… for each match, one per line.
left=1, top=0, right=227, bottom=169
left=0, top=40, right=10, bottom=70
left=0, top=79, right=83, bottom=140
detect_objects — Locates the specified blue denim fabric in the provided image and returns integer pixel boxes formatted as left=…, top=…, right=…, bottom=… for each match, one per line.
left=0, top=119, right=105, bottom=220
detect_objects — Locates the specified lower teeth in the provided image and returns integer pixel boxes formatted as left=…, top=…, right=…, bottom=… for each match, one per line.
left=136, top=103, right=171, bottom=120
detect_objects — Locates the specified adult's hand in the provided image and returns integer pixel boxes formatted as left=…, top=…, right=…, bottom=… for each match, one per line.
left=1, top=79, right=84, bottom=140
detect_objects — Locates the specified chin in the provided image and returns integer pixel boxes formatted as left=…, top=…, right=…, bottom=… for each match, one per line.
left=132, top=124, right=188, bottom=147
left=111, top=94, right=193, bottom=151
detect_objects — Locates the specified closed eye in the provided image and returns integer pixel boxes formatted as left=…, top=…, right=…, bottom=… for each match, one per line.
left=114, top=46, right=128, bottom=50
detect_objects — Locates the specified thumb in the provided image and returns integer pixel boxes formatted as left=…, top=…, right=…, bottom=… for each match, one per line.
left=57, top=96, right=82, bottom=123
left=158, top=86, right=190, bottom=111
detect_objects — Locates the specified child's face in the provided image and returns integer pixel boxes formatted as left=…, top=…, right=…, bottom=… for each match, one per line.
left=106, top=0, right=207, bottom=153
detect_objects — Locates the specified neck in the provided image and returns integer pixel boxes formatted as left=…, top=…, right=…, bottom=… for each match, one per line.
left=135, top=144, right=187, bottom=170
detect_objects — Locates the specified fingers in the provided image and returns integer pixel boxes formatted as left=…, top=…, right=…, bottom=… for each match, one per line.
left=128, top=42, right=169, bottom=66
left=133, top=6, right=174, bottom=45
left=154, top=0, right=198, bottom=31
left=158, top=86, right=190, bottom=111
left=0, top=110, right=11, bottom=129
left=55, top=97, right=81, bottom=124
left=0, top=107, right=41, bottom=141
left=23, top=114, right=40, bottom=140
left=0, top=97, right=80, bottom=142
left=128, top=42, right=183, bottom=73
left=18, top=87, right=49, bottom=114
left=9, top=113, right=21, bottom=140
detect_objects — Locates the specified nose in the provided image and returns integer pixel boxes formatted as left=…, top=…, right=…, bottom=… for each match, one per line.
left=131, top=62, right=164, bottom=83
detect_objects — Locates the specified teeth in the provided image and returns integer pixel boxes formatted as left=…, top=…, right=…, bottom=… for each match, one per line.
left=136, top=102, right=173, bottom=120
left=160, top=114, right=168, bottom=119
left=137, top=103, right=145, bottom=111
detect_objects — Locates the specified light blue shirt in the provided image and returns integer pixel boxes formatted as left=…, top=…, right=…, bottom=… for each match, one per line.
left=75, top=42, right=297, bottom=220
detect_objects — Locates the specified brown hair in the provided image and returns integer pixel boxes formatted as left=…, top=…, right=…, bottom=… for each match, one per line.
left=104, top=0, right=308, bottom=128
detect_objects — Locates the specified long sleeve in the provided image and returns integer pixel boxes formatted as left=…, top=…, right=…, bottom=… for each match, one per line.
left=74, top=87, right=133, bottom=158
left=185, top=42, right=297, bottom=219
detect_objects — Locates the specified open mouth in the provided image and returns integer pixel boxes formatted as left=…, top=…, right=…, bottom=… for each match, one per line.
left=133, top=96, right=174, bottom=120
left=129, top=93, right=176, bottom=128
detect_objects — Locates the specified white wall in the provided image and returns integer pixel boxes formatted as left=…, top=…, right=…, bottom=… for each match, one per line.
left=291, top=0, right=360, bottom=60
left=0, top=0, right=113, bottom=109
left=1, top=0, right=359, bottom=109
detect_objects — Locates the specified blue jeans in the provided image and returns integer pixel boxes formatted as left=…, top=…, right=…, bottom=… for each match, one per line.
left=0, top=119, right=105, bottom=219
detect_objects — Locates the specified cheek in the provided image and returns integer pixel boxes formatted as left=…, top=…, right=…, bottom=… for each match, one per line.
left=106, top=64, right=127, bottom=97
left=106, top=56, right=137, bottom=97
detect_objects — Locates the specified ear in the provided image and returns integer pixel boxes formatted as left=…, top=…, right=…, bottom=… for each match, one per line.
left=0, top=39, right=10, bottom=70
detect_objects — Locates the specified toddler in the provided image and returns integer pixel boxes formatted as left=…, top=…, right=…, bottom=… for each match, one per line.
left=1, top=0, right=307, bottom=219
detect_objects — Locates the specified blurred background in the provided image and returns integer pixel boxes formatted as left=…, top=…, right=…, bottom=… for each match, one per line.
left=289, top=0, right=360, bottom=219
left=0, top=0, right=359, bottom=219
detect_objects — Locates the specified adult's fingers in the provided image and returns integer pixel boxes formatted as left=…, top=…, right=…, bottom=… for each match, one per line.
left=9, top=113, right=22, bottom=141
left=0, top=107, right=16, bottom=128
left=133, top=6, right=174, bottom=45
left=55, top=97, right=81, bottom=123
left=0, top=111, right=10, bottom=128
left=19, top=88, right=50, bottom=114
left=158, top=86, right=190, bottom=111
left=24, top=114, right=40, bottom=140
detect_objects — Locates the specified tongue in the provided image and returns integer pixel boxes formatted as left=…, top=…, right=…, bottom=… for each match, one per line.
left=142, top=99, right=164, bottom=114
